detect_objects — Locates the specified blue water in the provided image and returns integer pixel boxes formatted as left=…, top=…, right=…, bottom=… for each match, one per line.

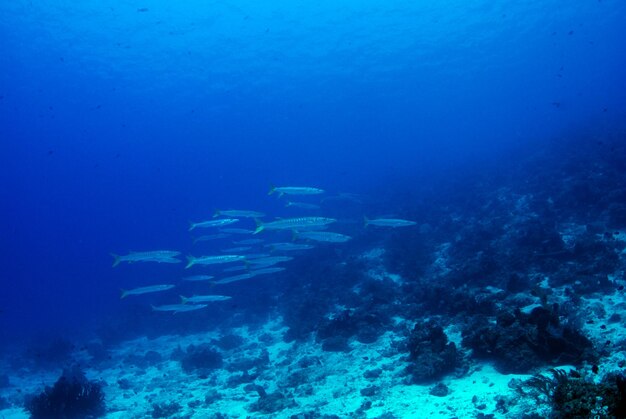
left=1, top=0, right=625, bottom=349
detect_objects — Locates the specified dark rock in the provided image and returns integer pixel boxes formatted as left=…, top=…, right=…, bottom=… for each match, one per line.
left=321, top=336, right=350, bottom=352
left=150, top=401, right=181, bottom=418
left=463, top=307, right=596, bottom=374
left=429, top=383, right=449, bottom=397
left=204, top=389, right=222, bottom=405
left=180, top=344, right=223, bottom=374
left=360, top=386, right=380, bottom=397
left=213, top=334, right=244, bottom=351
left=117, top=378, right=132, bottom=390
left=405, top=319, right=459, bottom=382
left=248, top=389, right=296, bottom=414
left=363, top=368, right=382, bottom=379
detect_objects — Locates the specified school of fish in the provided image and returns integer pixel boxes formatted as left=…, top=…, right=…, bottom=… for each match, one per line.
left=111, top=185, right=417, bottom=313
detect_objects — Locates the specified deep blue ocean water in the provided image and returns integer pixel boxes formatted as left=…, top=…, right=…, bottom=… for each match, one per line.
left=1, top=0, right=625, bottom=355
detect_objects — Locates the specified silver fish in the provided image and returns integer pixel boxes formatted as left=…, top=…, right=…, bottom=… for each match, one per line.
left=267, top=242, right=315, bottom=251
left=151, top=303, right=208, bottom=313
left=364, top=217, right=417, bottom=227
left=180, top=295, right=232, bottom=303
left=185, top=254, right=246, bottom=269
left=250, top=267, right=286, bottom=276
left=220, top=246, right=252, bottom=253
left=233, top=239, right=265, bottom=245
left=254, top=217, right=336, bottom=234
left=269, top=185, right=325, bottom=196
left=295, top=231, right=352, bottom=243
left=222, top=265, right=248, bottom=272
left=249, top=256, right=293, bottom=268
left=120, top=284, right=175, bottom=298
left=213, top=209, right=265, bottom=218
left=285, top=201, right=321, bottom=210
left=182, top=275, right=215, bottom=282
left=219, top=228, right=255, bottom=235
left=111, top=251, right=181, bottom=267
left=189, top=218, right=239, bottom=231
left=213, top=273, right=256, bottom=284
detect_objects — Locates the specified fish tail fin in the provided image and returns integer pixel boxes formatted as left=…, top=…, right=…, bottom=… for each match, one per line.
left=188, top=221, right=196, bottom=231
left=253, top=219, right=264, bottom=234
left=111, top=253, right=121, bottom=267
left=363, top=216, right=370, bottom=228
left=120, top=289, right=128, bottom=299
left=180, top=295, right=188, bottom=304
left=268, top=184, right=276, bottom=195
left=213, top=209, right=220, bottom=218
left=185, top=256, right=195, bottom=269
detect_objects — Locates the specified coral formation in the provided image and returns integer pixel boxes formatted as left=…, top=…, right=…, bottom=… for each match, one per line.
left=25, top=365, right=105, bottom=418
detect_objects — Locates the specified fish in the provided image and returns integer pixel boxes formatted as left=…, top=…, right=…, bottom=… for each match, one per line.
left=213, top=273, right=256, bottom=284
left=193, top=234, right=230, bottom=243
left=250, top=267, right=286, bottom=276
left=151, top=304, right=208, bottom=313
left=285, top=201, right=321, bottom=210
left=222, top=265, right=248, bottom=272
left=185, top=254, right=246, bottom=269
left=364, top=217, right=417, bottom=227
left=240, top=253, right=271, bottom=259
left=249, top=256, right=293, bottom=267
left=189, top=218, right=239, bottom=231
left=267, top=242, right=315, bottom=251
left=233, top=239, right=264, bottom=245
left=120, top=284, right=175, bottom=298
left=254, top=217, right=336, bottom=234
left=180, top=294, right=232, bottom=304
left=219, top=228, right=255, bottom=235
left=182, top=275, right=215, bottom=282
left=268, top=185, right=325, bottom=196
left=111, top=251, right=181, bottom=267
left=295, top=231, right=352, bottom=243
left=213, top=209, right=265, bottom=218
left=220, top=246, right=252, bottom=253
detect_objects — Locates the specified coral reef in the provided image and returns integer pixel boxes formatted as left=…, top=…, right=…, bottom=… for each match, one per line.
left=462, top=306, right=595, bottom=374
left=405, top=319, right=460, bottom=382
left=524, top=369, right=626, bottom=418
